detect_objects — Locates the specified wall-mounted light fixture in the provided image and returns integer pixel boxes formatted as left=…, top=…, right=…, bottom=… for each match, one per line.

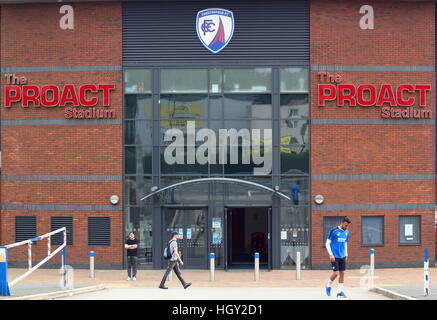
left=110, top=195, right=120, bottom=205
left=314, top=194, right=324, bottom=205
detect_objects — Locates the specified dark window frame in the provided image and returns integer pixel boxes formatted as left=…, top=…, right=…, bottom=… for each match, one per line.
left=361, top=216, right=384, bottom=247
left=322, top=216, right=345, bottom=246
left=398, top=215, right=421, bottom=246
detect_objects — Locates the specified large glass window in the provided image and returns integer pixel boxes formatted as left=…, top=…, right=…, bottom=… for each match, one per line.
left=161, top=69, right=208, bottom=93
left=362, top=216, right=384, bottom=246
left=280, top=68, right=309, bottom=175
left=124, top=120, right=153, bottom=145
left=159, top=177, right=209, bottom=203
left=125, top=146, right=153, bottom=174
left=224, top=176, right=273, bottom=202
left=224, top=94, right=272, bottom=119
left=124, top=69, right=152, bottom=94
left=279, top=177, right=309, bottom=205
left=125, top=207, right=153, bottom=265
left=123, top=67, right=310, bottom=268
left=160, top=94, right=208, bottom=120
left=224, top=68, right=272, bottom=93
left=280, top=94, right=309, bottom=119
left=323, top=216, right=344, bottom=244
left=280, top=206, right=310, bottom=269
left=124, top=94, right=153, bottom=119
left=125, top=176, right=152, bottom=206
left=280, top=68, right=309, bottom=93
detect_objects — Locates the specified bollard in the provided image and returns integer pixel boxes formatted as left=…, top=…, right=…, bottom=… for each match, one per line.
left=0, top=246, right=10, bottom=296
left=424, top=248, right=430, bottom=296
left=254, top=252, right=260, bottom=281
left=369, top=249, right=375, bottom=289
left=62, top=247, right=67, bottom=288
left=210, top=252, right=215, bottom=281
left=89, top=251, right=95, bottom=278
left=296, top=251, right=301, bottom=280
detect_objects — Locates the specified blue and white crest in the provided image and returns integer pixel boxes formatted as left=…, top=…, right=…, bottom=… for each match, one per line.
left=196, top=8, right=234, bottom=54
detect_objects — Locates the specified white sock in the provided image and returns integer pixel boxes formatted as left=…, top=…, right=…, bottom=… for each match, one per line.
left=338, top=283, right=344, bottom=292
left=327, top=280, right=333, bottom=287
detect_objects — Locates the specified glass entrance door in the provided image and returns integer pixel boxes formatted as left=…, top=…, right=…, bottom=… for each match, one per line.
left=162, top=207, right=207, bottom=268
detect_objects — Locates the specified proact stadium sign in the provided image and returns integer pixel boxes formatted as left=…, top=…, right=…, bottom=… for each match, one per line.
left=3, top=74, right=116, bottom=119
left=317, top=72, right=432, bottom=119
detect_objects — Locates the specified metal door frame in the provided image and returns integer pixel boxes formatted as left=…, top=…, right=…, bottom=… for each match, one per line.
left=161, top=206, right=208, bottom=269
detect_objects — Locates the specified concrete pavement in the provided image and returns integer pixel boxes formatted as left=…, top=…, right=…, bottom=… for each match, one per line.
left=3, top=267, right=435, bottom=299
left=57, top=286, right=390, bottom=300
left=380, top=285, right=437, bottom=300
left=0, top=284, right=92, bottom=300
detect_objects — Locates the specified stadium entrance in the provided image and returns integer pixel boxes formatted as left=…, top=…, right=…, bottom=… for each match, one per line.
left=225, top=207, right=271, bottom=270
left=162, top=207, right=208, bottom=269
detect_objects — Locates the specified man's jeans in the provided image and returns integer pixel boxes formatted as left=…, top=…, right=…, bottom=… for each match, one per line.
left=160, top=260, right=187, bottom=287
left=127, top=256, right=138, bottom=278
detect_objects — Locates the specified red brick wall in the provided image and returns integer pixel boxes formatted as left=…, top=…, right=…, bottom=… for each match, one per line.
left=311, top=0, right=435, bottom=266
left=0, top=2, right=123, bottom=266
left=1, top=0, right=436, bottom=270
left=1, top=2, right=121, bottom=66
left=311, top=0, right=434, bottom=66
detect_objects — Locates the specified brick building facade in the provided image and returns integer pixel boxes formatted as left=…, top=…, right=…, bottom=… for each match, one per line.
left=0, top=0, right=435, bottom=270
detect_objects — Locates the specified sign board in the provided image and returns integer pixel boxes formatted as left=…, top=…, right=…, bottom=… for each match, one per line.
left=212, top=218, right=221, bottom=229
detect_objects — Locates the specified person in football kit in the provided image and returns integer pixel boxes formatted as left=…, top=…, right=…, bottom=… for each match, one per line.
left=325, top=217, right=351, bottom=298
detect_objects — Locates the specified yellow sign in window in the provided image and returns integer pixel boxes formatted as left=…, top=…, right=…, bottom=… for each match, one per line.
left=0, top=248, right=6, bottom=262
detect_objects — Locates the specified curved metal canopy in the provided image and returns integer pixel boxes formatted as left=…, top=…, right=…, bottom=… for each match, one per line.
left=140, top=177, right=291, bottom=201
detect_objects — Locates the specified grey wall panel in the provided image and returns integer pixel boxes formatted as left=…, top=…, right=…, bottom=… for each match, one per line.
left=123, top=1, right=309, bottom=66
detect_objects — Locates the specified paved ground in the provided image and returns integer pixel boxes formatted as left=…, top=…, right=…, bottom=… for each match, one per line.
left=0, top=284, right=89, bottom=300
left=57, top=286, right=389, bottom=300
left=3, top=267, right=436, bottom=299
left=382, top=285, right=437, bottom=300
left=7, top=267, right=436, bottom=287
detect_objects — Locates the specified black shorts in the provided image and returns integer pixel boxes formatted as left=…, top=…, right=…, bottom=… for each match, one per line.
left=331, top=258, right=346, bottom=272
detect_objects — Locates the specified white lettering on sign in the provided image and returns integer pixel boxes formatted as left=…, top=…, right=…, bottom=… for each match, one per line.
left=359, top=5, right=374, bottom=30
left=59, top=5, right=74, bottom=30
left=163, top=121, right=273, bottom=175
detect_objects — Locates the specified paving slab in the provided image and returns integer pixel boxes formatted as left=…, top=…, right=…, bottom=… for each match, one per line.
left=381, top=285, right=437, bottom=300
left=6, top=267, right=437, bottom=288
left=0, top=284, right=90, bottom=300
left=57, top=286, right=390, bottom=300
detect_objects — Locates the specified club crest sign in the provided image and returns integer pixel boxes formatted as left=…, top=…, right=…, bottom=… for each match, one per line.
left=196, top=8, right=234, bottom=54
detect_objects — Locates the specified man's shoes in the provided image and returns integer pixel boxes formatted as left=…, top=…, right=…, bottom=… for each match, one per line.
left=132, top=277, right=137, bottom=281
left=126, top=277, right=131, bottom=281
left=325, top=286, right=332, bottom=296
left=159, top=285, right=168, bottom=289
left=183, top=282, right=192, bottom=289
left=336, top=291, right=347, bottom=298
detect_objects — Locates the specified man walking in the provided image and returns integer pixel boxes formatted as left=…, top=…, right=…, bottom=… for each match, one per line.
left=325, top=217, right=351, bottom=298
left=159, top=231, right=192, bottom=290
left=125, top=232, right=138, bottom=281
